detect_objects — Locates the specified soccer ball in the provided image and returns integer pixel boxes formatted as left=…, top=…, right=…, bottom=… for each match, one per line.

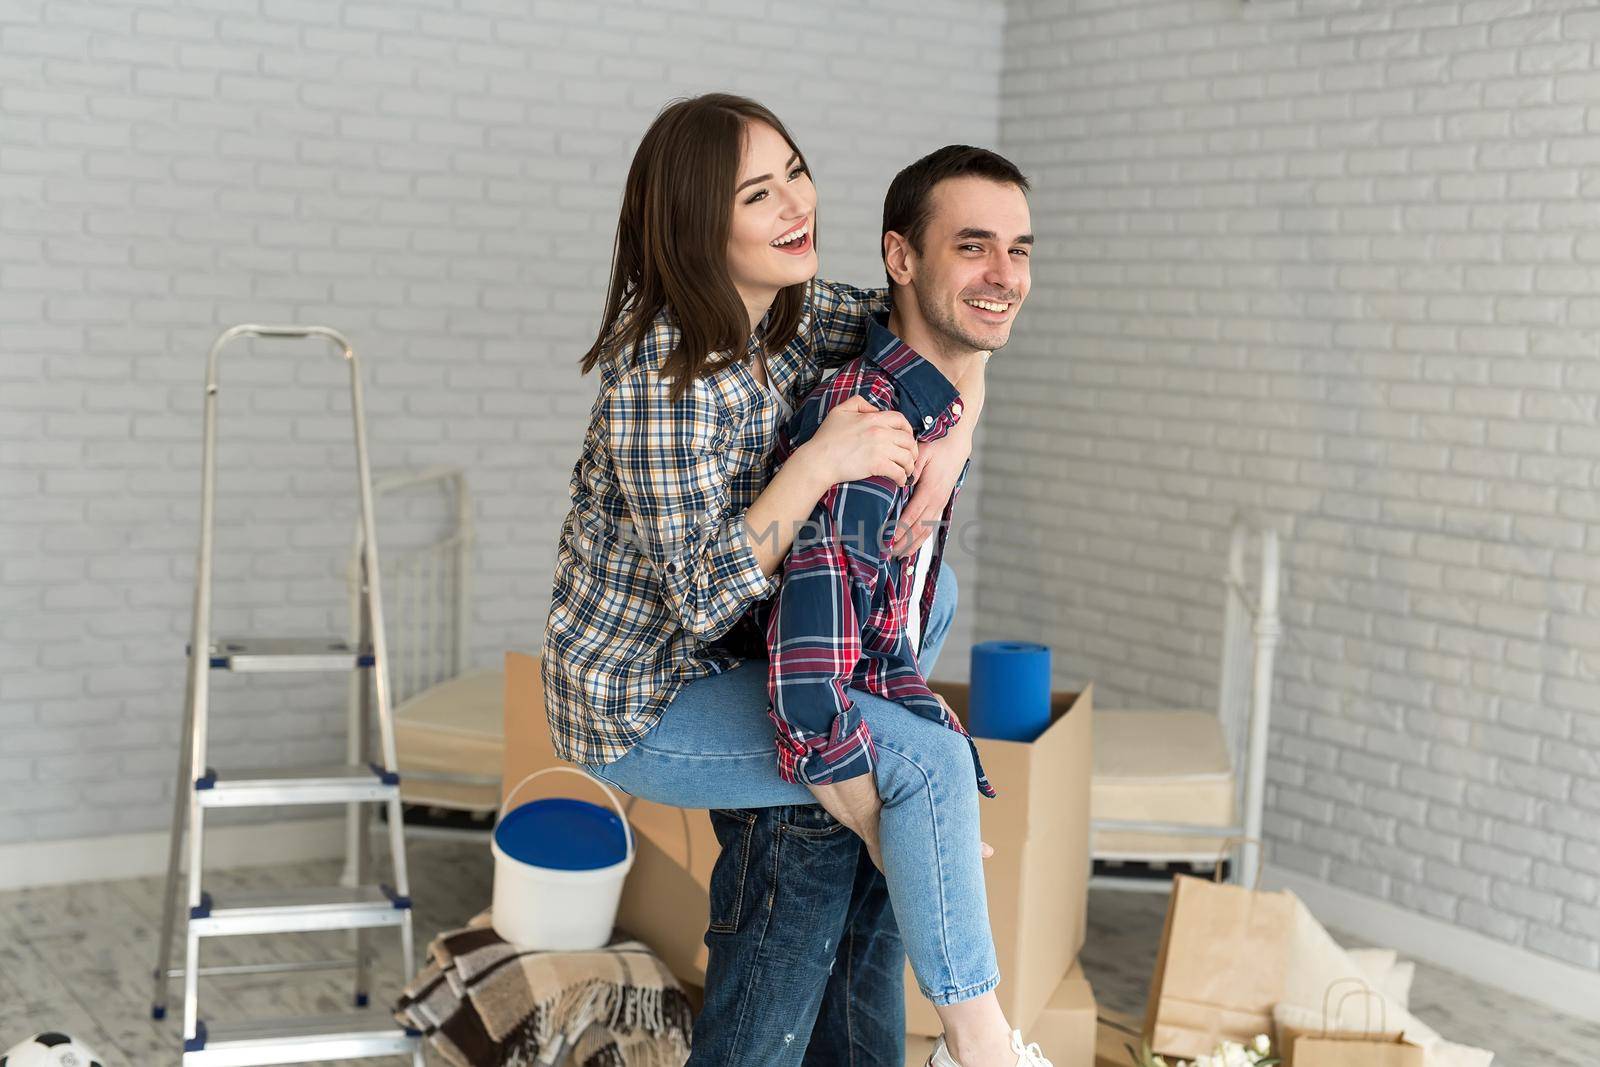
left=0, top=1033, right=107, bottom=1067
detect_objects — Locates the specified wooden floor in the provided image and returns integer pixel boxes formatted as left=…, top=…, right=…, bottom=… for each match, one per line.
left=0, top=836, right=1593, bottom=1064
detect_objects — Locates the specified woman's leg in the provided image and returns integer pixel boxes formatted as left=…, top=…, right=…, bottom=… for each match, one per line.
left=584, top=563, right=998, bottom=1005
left=847, top=688, right=999, bottom=1006
left=588, top=560, right=958, bottom=808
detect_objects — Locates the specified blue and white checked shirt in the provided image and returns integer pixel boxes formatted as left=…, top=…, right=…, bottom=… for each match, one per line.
left=541, top=281, right=885, bottom=767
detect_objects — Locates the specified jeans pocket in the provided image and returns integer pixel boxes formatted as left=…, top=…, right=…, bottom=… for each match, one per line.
left=775, top=805, right=847, bottom=838
left=707, top=808, right=759, bottom=934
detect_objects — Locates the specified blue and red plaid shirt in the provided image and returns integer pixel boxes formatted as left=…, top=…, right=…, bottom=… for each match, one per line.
left=754, top=312, right=996, bottom=799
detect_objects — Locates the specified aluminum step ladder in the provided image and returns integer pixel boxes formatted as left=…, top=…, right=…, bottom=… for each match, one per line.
left=149, top=325, right=425, bottom=1067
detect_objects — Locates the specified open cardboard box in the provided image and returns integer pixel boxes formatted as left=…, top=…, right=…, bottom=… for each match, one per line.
left=902, top=682, right=1093, bottom=1037
left=907, top=961, right=1097, bottom=1067
left=504, top=653, right=1092, bottom=1029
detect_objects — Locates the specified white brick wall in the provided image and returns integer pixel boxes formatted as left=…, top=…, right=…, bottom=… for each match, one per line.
left=0, top=0, right=1004, bottom=847
left=990, top=0, right=1600, bottom=968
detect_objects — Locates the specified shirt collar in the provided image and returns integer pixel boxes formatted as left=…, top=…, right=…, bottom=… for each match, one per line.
left=863, top=311, right=965, bottom=440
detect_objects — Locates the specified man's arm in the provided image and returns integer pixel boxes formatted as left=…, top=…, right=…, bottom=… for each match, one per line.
left=891, top=353, right=985, bottom=556
left=765, top=471, right=899, bottom=789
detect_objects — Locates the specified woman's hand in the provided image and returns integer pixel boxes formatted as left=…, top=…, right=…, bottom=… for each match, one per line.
left=799, top=395, right=918, bottom=488
left=890, top=420, right=974, bottom=557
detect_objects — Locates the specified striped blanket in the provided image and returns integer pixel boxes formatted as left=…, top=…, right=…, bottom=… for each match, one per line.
left=394, top=911, right=693, bottom=1067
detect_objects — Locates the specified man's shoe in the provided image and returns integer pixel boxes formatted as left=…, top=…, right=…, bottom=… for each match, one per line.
left=926, top=1029, right=1054, bottom=1067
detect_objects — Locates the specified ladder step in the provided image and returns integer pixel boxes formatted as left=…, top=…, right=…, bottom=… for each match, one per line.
left=196, top=763, right=399, bottom=808
left=183, top=1014, right=420, bottom=1067
left=162, top=957, right=357, bottom=980
left=196, top=637, right=375, bottom=673
left=190, top=885, right=410, bottom=937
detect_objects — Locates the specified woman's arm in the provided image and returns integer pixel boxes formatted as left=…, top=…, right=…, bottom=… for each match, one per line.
left=606, top=368, right=781, bottom=640
left=746, top=395, right=921, bottom=576
left=607, top=370, right=919, bottom=638
left=806, top=278, right=890, bottom=368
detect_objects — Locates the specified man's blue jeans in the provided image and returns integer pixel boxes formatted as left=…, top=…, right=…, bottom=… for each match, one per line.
left=586, top=564, right=999, bottom=1023
left=694, top=804, right=905, bottom=1066
left=683, top=564, right=961, bottom=1067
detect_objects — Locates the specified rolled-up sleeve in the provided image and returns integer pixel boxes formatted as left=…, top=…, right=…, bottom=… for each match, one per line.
left=604, top=366, right=776, bottom=641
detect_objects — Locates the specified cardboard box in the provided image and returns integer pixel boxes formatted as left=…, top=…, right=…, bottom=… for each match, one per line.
left=906, top=962, right=1096, bottom=1067
left=505, top=654, right=1093, bottom=1013
left=1095, top=1008, right=1142, bottom=1067
left=903, top=684, right=1093, bottom=1037
left=503, top=652, right=724, bottom=988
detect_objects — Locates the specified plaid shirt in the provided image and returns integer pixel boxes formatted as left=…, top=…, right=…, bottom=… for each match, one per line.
left=542, top=280, right=885, bottom=768
left=755, top=313, right=996, bottom=798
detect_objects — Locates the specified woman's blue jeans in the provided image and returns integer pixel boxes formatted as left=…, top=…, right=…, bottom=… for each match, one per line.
left=583, top=563, right=1001, bottom=1016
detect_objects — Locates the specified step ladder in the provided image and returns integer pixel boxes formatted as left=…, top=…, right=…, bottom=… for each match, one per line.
left=149, top=325, right=425, bottom=1067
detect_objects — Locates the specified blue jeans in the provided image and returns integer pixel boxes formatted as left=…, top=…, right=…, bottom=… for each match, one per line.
left=691, top=804, right=903, bottom=1066
left=687, top=571, right=973, bottom=1067
left=584, top=563, right=1000, bottom=1021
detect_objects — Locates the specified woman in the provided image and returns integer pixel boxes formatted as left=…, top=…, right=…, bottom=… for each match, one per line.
left=541, top=94, right=1049, bottom=1067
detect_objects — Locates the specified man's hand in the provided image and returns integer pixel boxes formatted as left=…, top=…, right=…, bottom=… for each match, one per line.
left=891, top=427, right=972, bottom=557
left=892, top=352, right=986, bottom=557
left=806, top=762, right=992, bottom=871
left=807, top=775, right=886, bottom=872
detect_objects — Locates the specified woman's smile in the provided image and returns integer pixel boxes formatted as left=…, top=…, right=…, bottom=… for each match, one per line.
left=771, top=216, right=813, bottom=256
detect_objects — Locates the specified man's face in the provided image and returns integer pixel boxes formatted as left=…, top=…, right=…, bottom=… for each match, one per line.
left=901, top=176, right=1032, bottom=354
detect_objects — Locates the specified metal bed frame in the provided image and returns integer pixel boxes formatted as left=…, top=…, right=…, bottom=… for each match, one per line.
left=1089, top=518, right=1283, bottom=891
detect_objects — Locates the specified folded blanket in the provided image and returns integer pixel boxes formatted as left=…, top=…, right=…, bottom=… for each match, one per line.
left=395, top=911, right=693, bottom=1067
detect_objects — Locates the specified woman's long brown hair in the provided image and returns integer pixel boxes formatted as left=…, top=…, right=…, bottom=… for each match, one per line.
left=580, top=93, right=812, bottom=399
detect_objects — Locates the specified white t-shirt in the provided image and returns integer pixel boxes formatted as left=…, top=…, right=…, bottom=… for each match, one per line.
left=905, top=535, right=937, bottom=654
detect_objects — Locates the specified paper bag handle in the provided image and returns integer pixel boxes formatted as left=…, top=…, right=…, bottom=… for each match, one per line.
left=1320, top=977, right=1387, bottom=1037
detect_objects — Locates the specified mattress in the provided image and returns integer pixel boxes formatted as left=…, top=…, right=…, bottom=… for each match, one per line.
left=1092, top=708, right=1237, bottom=859
left=393, top=668, right=505, bottom=812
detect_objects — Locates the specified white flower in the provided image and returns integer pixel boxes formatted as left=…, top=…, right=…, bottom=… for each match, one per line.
left=1253, top=1034, right=1272, bottom=1055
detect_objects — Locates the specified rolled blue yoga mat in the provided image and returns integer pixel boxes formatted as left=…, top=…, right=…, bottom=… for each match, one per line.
left=968, top=641, right=1053, bottom=742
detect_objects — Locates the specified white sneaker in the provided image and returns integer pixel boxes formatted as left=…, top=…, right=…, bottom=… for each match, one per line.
left=926, top=1029, right=1054, bottom=1067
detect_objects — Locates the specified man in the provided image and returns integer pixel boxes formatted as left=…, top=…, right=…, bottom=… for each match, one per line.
left=688, top=145, right=1035, bottom=1067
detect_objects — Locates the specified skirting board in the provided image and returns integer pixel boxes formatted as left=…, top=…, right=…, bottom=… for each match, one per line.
left=0, top=817, right=347, bottom=892
left=1265, top=863, right=1600, bottom=1026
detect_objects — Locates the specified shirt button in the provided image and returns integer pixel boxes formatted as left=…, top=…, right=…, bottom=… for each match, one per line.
left=922, top=415, right=934, bottom=428
left=665, top=562, right=678, bottom=575
left=952, top=401, right=964, bottom=415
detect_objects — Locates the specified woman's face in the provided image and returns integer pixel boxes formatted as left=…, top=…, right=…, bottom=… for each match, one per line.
left=726, top=120, right=817, bottom=321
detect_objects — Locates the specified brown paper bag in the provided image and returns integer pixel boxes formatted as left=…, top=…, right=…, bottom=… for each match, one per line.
left=1142, top=859, right=1295, bottom=1059
left=1294, top=1032, right=1424, bottom=1067
left=1289, top=979, right=1423, bottom=1067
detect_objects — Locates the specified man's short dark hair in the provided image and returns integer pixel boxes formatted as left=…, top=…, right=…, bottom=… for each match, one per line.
left=881, top=145, right=1030, bottom=284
